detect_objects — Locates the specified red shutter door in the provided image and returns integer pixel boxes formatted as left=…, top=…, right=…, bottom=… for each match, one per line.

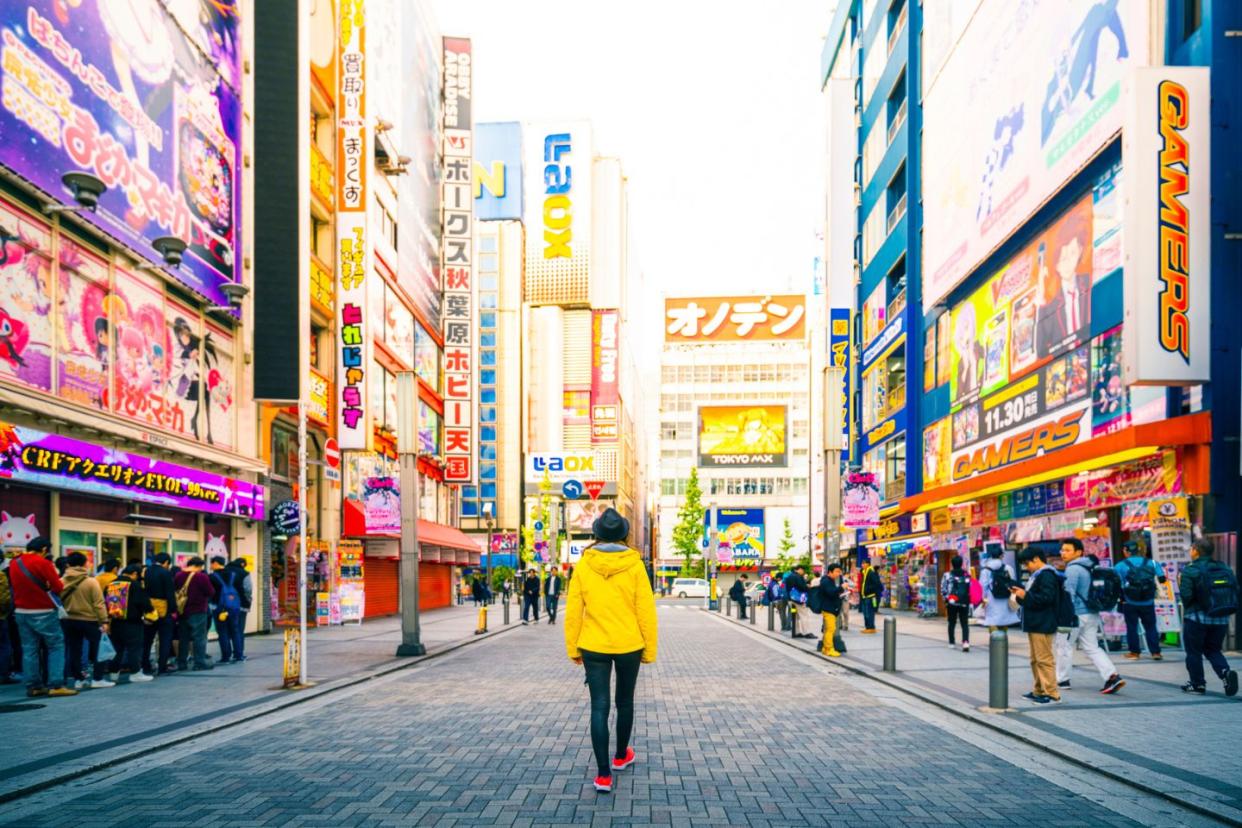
left=364, top=558, right=399, bottom=618
left=419, top=562, right=451, bottom=611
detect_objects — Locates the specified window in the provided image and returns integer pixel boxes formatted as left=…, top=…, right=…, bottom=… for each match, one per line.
left=462, top=485, right=478, bottom=499
left=480, top=294, right=498, bottom=309
left=479, top=235, right=498, bottom=253
left=886, top=255, right=906, bottom=320
left=936, top=311, right=951, bottom=387
left=885, top=438, right=907, bottom=501
left=481, top=483, right=496, bottom=499
left=924, top=323, right=936, bottom=393
left=480, top=311, right=497, bottom=328
left=480, top=369, right=496, bottom=385
left=886, top=70, right=907, bottom=144
left=480, top=461, right=496, bottom=480
left=479, top=275, right=498, bottom=291
left=480, top=332, right=496, bottom=347
left=481, top=350, right=496, bottom=366
left=270, top=425, right=296, bottom=479
left=1183, top=0, right=1202, bottom=39
left=886, top=162, right=907, bottom=232
left=461, top=500, right=479, bottom=517
left=480, top=406, right=496, bottom=423
left=479, top=253, right=498, bottom=272
left=480, top=388, right=496, bottom=404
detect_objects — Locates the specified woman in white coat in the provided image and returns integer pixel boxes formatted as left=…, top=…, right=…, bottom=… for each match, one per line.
left=978, top=548, right=1022, bottom=629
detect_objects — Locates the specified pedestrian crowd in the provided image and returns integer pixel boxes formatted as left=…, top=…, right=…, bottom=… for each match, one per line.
left=0, top=536, right=253, bottom=698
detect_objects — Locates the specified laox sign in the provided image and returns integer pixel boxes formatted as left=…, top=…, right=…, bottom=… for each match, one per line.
left=529, top=454, right=595, bottom=475
left=542, top=134, right=573, bottom=258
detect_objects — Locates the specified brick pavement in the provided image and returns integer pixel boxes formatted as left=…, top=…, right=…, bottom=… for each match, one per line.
left=712, top=602, right=1242, bottom=820
left=0, top=604, right=1160, bottom=827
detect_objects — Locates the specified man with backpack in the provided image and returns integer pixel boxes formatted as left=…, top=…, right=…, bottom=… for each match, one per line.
left=1113, top=539, right=1167, bottom=660
left=1011, top=547, right=1063, bottom=704
left=8, top=537, right=76, bottom=698
left=816, top=563, right=845, bottom=657
left=209, top=557, right=249, bottom=663
left=763, top=573, right=789, bottom=631
left=105, top=564, right=154, bottom=683
left=940, top=555, right=973, bottom=651
left=728, top=575, right=748, bottom=620
left=1178, top=538, right=1238, bottom=696
left=142, top=553, right=177, bottom=676
left=1055, top=539, right=1124, bottom=694
left=979, top=547, right=1021, bottom=629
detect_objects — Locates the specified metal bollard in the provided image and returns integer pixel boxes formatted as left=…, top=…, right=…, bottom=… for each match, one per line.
left=989, top=628, right=1009, bottom=710
left=789, top=604, right=798, bottom=639
left=767, top=602, right=775, bottom=631
left=750, top=601, right=756, bottom=626
left=725, top=597, right=732, bottom=617
left=475, top=605, right=488, bottom=635
left=503, top=597, right=510, bottom=625
left=882, top=616, right=896, bottom=672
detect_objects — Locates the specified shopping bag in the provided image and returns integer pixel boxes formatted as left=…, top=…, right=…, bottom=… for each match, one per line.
left=97, top=634, right=117, bottom=663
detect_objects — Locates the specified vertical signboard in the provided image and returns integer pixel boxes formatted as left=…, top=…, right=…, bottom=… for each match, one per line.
left=829, top=308, right=851, bottom=454
left=336, top=0, right=369, bottom=449
left=441, top=37, right=475, bottom=483
left=523, top=121, right=593, bottom=302
left=474, top=122, right=524, bottom=221
left=1122, top=67, right=1210, bottom=386
left=591, top=309, right=619, bottom=444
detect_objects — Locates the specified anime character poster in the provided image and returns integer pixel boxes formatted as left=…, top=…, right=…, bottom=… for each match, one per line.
left=0, top=201, right=53, bottom=393
left=111, top=268, right=172, bottom=430
left=55, top=239, right=110, bottom=409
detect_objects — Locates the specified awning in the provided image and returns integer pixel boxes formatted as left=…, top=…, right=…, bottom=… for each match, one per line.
left=343, top=501, right=481, bottom=565
left=902, top=412, right=1211, bottom=514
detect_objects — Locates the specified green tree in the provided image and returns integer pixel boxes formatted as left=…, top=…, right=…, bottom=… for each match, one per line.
left=672, top=468, right=706, bottom=577
left=490, top=565, right=515, bottom=593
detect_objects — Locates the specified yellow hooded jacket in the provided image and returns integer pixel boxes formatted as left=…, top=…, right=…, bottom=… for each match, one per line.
left=564, top=543, right=658, bottom=663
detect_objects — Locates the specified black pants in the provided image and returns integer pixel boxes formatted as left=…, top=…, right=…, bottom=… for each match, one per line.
left=143, top=614, right=174, bottom=673
left=1122, top=603, right=1161, bottom=655
left=1183, top=618, right=1230, bottom=688
left=110, top=621, right=144, bottom=674
left=735, top=596, right=748, bottom=619
left=947, top=604, right=970, bottom=644
left=522, top=596, right=539, bottom=622
left=62, top=619, right=103, bottom=682
left=581, top=649, right=642, bottom=778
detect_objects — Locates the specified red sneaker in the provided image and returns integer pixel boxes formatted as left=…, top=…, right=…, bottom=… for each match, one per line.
left=593, top=775, right=612, bottom=793
left=612, top=748, right=636, bottom=771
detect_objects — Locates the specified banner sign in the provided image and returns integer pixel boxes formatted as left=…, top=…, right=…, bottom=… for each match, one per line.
left=0, top=420, right=263, bottom=518
left=591, top=309, right=619, bottom=445
left=1147, top=495, right=1191, bottom=563
left=1122, top=66, right=1211, bottom=385
left=843, top=471, right=881, bottom=529
left=698, top=405, right=787, bottom=468
left=524, top=121, right=592, bottom=298
left=441, top=36, right=475, bottom=483
left=0, top=1, right=242, bottom=309
left=473, top=121, right=523, bottom=221
left=951, top=398, right=1091, bottom=484
left=665, top=295, right=806, bottom=343
left=922, top=0, right=1148, bottom=311
left=703, top=508, right=765, bottom=564
left=336, top=0, right=370, bottom=449
left=829, top=309, right=851, bottom=454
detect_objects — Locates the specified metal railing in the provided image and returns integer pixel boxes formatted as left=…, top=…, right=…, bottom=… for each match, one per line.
left=886, top=193, right=907, bottom=233
left=887, top=3, right=908, bottom=56
left=887, top=98, right=907, bottom=145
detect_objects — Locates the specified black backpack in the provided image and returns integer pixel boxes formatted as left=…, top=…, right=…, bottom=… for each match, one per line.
left=1085, top=565, right=1122, bottom=613
left=808, top=585, right=823, bottom=614
left=946, top=572, right=971, bottom=606
left=1122, top=558, right=1157, bottom=603
left=1055, top=572, right=1079, bottom=629
left=988, top=564, right=1013, bottom=599
left=1201, top=561, right=1239, bottom=619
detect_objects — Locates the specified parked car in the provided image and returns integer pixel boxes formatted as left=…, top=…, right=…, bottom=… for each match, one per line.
left=671, top=578, right=709, bottom=598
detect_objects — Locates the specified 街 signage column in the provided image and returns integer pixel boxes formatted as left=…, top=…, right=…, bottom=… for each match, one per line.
left=441, top=37, right=476, bottom=484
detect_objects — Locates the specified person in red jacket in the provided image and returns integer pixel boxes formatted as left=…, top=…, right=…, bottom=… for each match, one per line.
left=173, top=557, right=217, bottom=671
left=8, top=537, right=77, bottom=697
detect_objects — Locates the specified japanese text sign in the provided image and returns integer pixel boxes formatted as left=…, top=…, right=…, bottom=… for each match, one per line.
left=591, top=309, right=618, bottom=445
left=665, top=295, right=806, bottom=343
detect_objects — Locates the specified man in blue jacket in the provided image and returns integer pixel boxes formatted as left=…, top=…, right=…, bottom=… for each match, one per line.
left=1112, top=539, right=1167, bottom=660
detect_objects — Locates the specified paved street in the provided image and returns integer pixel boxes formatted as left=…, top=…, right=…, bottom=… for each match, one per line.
left=1, top=606, right=1210, bottom=827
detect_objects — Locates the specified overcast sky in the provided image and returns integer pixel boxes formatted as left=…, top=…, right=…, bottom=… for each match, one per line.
left=432, top=0, right=829, bottom=299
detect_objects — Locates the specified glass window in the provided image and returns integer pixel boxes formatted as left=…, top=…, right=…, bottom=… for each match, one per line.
left=480, top=294, right=498, bottom=309
left=481, top=332, right=496, bottom=347
left=480, top=311, right=497, bottom=328
left=481, top=350, right=496, bottom=366
left=480, top=444, right=497, bottom=461
left=480, top=369, right=496, bottom=385
left=480, top=275, right=498, bottom=291
left=479, top=253, right=498, bottom=272
left=481, top=483, right=497, bottom=499
left=479, top=235, right=498, bottom=253
left=480, top=388, right=496, bottom=404
left=480, top=462, right=497, bottom=480
left=480, top=406, right=496, bottom=423
left=462, top=486, right=478, bottom=499
left=481, top=425, right=496, bottom=442
left=462, top=500, right=479, bottom=517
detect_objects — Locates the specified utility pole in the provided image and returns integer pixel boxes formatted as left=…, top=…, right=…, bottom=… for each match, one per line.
left=396, top=371, right=425, bottom=656
left=707, top=501, right=718, bottom=610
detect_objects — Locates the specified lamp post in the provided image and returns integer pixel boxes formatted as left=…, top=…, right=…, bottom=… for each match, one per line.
left=395, top=371, right=425, bottom=656
left=483, top=502, right=495, bottom=603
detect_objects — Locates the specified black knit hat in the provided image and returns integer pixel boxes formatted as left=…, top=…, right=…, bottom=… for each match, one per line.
left=591, top=508, right=630, bottom=543
left=26, top=536, right=51, bottom=553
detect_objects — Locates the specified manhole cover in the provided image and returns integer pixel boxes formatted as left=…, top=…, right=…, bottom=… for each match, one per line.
left=0, top=703, right=45, bottom=713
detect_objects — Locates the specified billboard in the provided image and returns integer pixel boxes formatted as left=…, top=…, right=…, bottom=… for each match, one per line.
left=566, top=498, right=614, bottom=534
left=842, top=471, right=880, bottom=529
left=703, top=507, right=765, bottom=565
left=441, top=36, right=475, bottom=484
left=949, top=189, right=1102, bottom=410
left=665, top=295, right=806, bottom=344
left=0, top=1, right=242, bottom=309
left=525, top=452, right=608, bottom=484
left=591, top=309, right=619, bottom=444
left=698, top=405, right=787, bottom=468
left=922, top=0, right=1148, bottom=311
left=474, top=122, right=523, bottom=221
left=524, top=120, right=592, bottom=288
left=1122, top=67, right=1210, bottom=385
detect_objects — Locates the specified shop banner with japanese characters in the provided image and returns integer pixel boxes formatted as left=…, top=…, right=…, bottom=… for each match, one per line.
left=591, top=309, right=619, bottom=444
left=843, top=471, right=881, bottom=529
left=336, top=0, right=370, bottom=450
left=441, top=36, right=475, bottom=483
left=1147, top=496, right=1191, bottom=563
left=665, top=295, right=807, bottom=343
left=0, top=420, right=263, bottom=518
left=829, top=308, right=851, bottom=455
left=0, top=1, right=242, bottom=309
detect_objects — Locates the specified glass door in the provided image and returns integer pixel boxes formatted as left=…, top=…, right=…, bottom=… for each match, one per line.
left=101, top=535, right=125, bottom=568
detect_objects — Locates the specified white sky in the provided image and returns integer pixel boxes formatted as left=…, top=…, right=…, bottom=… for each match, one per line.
left=431, top=0, right=830, bottom=298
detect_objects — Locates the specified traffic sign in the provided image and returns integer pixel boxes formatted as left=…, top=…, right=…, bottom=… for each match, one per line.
left=584, top=481, right=605, bottom=500
left=534, top=520, right=544, bottom=532
left=324, top=438, right=340, bottom=469
left=562, top=479, right=583, bottom=500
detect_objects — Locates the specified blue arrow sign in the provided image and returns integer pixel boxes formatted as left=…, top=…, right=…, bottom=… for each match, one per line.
left=562, top=479, right=584, bottom=500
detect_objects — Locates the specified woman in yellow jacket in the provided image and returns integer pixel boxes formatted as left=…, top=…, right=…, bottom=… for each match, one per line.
left=564, top=508, right=657, bottom=794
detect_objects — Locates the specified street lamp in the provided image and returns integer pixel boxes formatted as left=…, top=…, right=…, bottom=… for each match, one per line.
left=483, top=502, right=495, bottom=604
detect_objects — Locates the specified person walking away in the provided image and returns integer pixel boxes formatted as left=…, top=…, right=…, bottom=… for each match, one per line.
left=141, top=553, right=177, bottom=676
left=728, top=575, right=748, bottom=620
left=522, top=570, right=541, bottom=624
left=60, top=552, right=114, bottom=689
left=1178, top=538, right=1238, bottom=696
left=1112, top=540, right=1167, bottom=660
left=222, top=557, right=252, bottom=661
left=209, top=556, right=248, bottom=663
left=979, top=548, right=1022, bottom=630
left=1056, top=539, right=1124, bottom=694
left=785, top=565, right=816, bottom=639
left=817, top=564, right=845, bottom=657
left=941, top=555, right=973, bottom=651
left=8, top=537, right=76, bottom=697
left=859, top=558, right=883, bottom=633
left=766, top=573, right=789, bottom=631
left=174, top=557, right=216, bottom=671
left=564, top=508, right=657, bottom=794
left=95, top=558, right=121, bottom=591
left=545, top=568, right=564, bottom=624
left=105, top=565, right=154, bottom=683
left=1011, top=548, right=1062, bottom=704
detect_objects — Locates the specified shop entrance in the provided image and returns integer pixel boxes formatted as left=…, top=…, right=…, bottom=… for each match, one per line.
left=59, top=524, right=199, bottom=570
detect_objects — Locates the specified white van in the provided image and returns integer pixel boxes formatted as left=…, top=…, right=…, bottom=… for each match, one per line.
left=671, top=578, right=709, bottom=598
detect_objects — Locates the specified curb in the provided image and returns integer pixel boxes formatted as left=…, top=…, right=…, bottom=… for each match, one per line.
left=0, top=622, right=521, bottom=805
left=708, top=609, right=1242, bottom=828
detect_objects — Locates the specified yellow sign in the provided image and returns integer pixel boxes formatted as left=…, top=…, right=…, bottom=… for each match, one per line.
left=930, top=508, right=951, bottom=533
left=282, top=628, right=301, bottom=689
left=698, top=405, right=787, bottom=468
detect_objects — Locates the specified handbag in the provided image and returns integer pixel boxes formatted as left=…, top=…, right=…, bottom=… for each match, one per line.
left=97, top=634, right=117, bottom=663
left=15, top=558, right=68, bottom=620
